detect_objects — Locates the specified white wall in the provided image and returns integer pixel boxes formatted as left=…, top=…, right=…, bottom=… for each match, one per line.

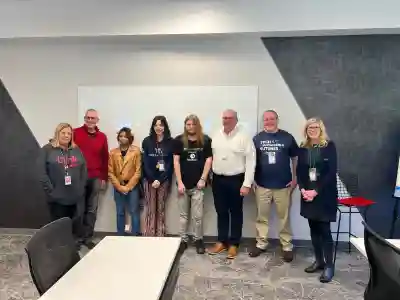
left=0, top=35, right=359, bottom=240
left=1, top=0, right=400, bottom=39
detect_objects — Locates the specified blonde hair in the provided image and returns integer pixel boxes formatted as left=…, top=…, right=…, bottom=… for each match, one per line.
left=50, top=123, right=77, bottom=148
left=300, top=117, right=329, bottom=148
left=182, top=114, right=204, bottom=148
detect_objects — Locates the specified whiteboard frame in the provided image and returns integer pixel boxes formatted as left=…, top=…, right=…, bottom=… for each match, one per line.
left=77, top=85, right=260, bottom=149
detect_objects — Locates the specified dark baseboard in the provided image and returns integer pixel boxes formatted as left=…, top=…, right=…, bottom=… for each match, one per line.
left=93, top=231, right=353, bottom=251
left=0, top=228, right=354, bottom=252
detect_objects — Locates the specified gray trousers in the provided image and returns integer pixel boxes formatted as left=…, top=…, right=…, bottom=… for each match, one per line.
left=81, top=178, right=101, bottom=241
left=178, top=188, right=204, bottom=241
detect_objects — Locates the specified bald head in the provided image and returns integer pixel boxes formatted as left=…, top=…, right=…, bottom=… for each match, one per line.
left=222, top=109, right=238, bottom=133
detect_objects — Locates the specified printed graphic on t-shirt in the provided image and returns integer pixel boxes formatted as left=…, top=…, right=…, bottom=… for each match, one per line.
left=185, top=148, right=202, bottom=162
left=56, top=155, right=79, bottom=168
left=259, top=139, right=285, bottom=153
left=148, top=147, right=166, bottom=157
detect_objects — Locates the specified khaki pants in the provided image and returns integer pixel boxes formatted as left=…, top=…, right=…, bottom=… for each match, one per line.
left=178, top=188, right=204, bottom=241
left=255, top=186, right=293, bottom=251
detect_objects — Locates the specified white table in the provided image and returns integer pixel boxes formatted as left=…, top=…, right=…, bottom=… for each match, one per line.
left=38, top=236, right=181, bottom=300
left=350, top=237, right=400, bottom=257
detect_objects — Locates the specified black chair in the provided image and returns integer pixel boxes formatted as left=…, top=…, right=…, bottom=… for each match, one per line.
left=363, top=221, right=400, bottom=300
left=25, top=217, right=81, bottom=295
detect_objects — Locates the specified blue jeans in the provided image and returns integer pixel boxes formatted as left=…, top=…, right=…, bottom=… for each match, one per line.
left=114, top=187, right=140, bottom=236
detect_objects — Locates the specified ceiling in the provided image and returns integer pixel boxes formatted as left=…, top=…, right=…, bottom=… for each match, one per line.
left=1, top=0, right=400, bottom=39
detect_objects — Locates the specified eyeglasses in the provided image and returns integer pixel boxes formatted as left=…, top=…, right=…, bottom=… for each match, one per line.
left=85, top=116, right=97, bottom=120
left=308, top=126, right=320, bottom=130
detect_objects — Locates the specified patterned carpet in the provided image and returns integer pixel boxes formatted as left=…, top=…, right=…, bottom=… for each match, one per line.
left=0, top=234, right=369, bottom=300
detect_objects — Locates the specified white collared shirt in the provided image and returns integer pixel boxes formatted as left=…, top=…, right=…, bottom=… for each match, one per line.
left=211, top=126, right=256, bottom=187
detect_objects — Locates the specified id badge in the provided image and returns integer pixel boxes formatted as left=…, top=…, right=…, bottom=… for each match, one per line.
left=158, top=160, right=165, bottom=171
left=309, top=168, right=317, bottom=182
left=268, top=152, right=276, bottom=164
left=65, top=175, right=72, bottom=185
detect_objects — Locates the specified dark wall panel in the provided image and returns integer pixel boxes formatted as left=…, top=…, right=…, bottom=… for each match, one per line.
left=262, top=35, right=400, bottom=236
left=0, top=79, right=49, bottom=228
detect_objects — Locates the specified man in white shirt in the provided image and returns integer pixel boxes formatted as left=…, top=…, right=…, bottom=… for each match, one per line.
left=208, top=109, right=256, bottom=259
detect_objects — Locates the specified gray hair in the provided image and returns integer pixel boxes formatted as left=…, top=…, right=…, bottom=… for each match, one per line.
left=224, top=109, right=238, bottom=121
left=85, top=108, right=97, bottom=116
left=263, top=109, right=279, bottom=119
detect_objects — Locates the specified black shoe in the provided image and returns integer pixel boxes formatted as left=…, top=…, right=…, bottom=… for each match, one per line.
left=179, top=241, right=188, bottom=253
left=248, top=246, right=265, bottom=258
left=304, top=261, right=325, bottom=273
left=84, top=241, right=96, bottom=250
left=195, top=239, right=205, bottom=254
left=319, top=266, right=334, bottom=283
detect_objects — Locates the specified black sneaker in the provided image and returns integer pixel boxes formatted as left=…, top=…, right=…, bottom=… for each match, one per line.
left=195, top=239, right=205, bottom=254
left=179, top=241, right=188, bottom=253
left=248, top=246, right=265, bottom=258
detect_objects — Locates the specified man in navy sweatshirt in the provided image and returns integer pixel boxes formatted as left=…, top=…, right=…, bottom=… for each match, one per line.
left=74, top=109, right=109, bottom=249
left=249, top=110, right=298, bottom=262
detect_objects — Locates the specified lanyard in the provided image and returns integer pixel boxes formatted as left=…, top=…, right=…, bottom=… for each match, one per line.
left=60, top=149, right=70, bottom=171
left=155, top=143, right=163, bottom=157
left=308, top=146, right=320, bottom=168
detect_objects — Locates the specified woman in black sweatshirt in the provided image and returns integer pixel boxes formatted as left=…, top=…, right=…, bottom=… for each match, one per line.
left=141, top=116, right=174, bottom=237
left=37, top=123, right=87, bottom=239
left=297, top=117, right=338, bottom=283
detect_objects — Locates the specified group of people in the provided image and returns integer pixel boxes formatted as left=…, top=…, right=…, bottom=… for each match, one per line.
left=37, top=108, right=338, bottom=283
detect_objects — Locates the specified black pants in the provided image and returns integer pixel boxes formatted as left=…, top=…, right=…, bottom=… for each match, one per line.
left=48, top=202, right=82, bottom=239
left=82, top=178, right=101, bottom=241
left=212, top=173, right=244, bottom=246
left=308, top=219, right=334, bottom=267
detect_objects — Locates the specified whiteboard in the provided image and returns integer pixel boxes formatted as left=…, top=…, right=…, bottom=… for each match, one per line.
left=77, top=86, right=259, bottom=149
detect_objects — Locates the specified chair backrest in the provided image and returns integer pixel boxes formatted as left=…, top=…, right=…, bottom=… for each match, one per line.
left=337, top=171, right=359, bottom=198
left=25, top=217, right=80, bottom=295
left=363, top=221, right=400, bottom=300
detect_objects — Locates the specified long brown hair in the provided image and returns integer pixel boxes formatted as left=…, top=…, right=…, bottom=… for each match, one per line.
left=50, top=123, right=77, bottom=148
left=182, top=114, right=204, bottom=148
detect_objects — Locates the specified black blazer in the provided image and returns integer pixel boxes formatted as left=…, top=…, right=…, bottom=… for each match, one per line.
left=297, top=140, right=338, bottom=222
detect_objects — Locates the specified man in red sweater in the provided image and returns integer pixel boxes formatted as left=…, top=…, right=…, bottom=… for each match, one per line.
left=74, top=109, right=109, bottom=249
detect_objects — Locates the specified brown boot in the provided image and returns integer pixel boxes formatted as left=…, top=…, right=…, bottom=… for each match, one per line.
left=227, top=245, right=238, bottom=259
left=282, top=249, right=294, bottom=262
left=207, top=242, right=227, bottom=255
